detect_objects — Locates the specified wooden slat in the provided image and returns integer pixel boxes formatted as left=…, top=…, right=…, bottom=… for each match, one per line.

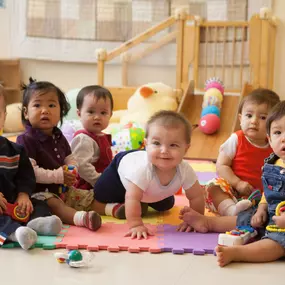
left=201, top=22, right=248, bottom=27
left=214, top=26, right=218, bottom=76
left=239, top=26, right=245, bottom=88
left=106, top=17, right=176, bottom=62
left=176, top=19, right=184, bottom=90
left=268, top=24, right=276, bottom=89
left=231, top=27, right=236, bottom=88
left=205, top=26, right=209, bottom=81
left=181, top=20, right=196, bottom=91
left=260, top=20, right=270, bottom=87
left=249, top=16, right=262, bottom=88
left=97, top=60, right=104, bottom=85
left=122, top=60, right=128, bottom=86
left=222, top=26, right=226, bottom=82
left=193, top=25, right=200, bottom=87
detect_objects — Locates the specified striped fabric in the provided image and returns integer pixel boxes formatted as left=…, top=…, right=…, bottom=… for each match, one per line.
left=0, top=232, right=8, bottom=246
left=0, top=155, right=19, bottom=169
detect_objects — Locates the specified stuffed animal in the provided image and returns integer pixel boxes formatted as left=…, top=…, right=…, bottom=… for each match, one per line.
left=111, top=82, right=178, bottom=126
left=4, top=103, right=25, bottom=133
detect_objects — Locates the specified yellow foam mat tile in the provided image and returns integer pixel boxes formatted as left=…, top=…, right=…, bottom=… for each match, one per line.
left=189, top=162, right=216, bottom=172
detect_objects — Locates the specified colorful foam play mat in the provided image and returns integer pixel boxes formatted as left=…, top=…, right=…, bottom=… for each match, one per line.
left=2, top=160, right=218, bottom=255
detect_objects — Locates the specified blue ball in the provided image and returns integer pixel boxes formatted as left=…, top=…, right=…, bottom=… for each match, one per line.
left=201, top=105, right=221, bottom=117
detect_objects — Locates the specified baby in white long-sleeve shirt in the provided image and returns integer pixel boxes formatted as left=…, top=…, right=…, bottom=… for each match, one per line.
left=71, top=85, right=113, bottom=190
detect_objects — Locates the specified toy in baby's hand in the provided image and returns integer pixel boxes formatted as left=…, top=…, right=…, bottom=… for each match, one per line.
left=55, top=250, right=94, bottom=268
left=110, top=82, right=178, bottom=126
left=59, top=165, right=77, bottom=200
left=199, top=77, right=224, bottom=135
left=266, top=201, right=285, bottom=232
left=4, top=203, right=30, bottom=223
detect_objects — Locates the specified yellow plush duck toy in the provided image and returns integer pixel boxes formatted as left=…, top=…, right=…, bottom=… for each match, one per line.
left=111, top=82, right=178, bottom=126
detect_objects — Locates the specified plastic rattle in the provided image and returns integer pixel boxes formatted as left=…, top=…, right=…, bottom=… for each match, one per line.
left=54, top=250, right=93, bottom=268
left=266, top=201, right=285, bottom=232
left=4, top=202, right=30, bottom=223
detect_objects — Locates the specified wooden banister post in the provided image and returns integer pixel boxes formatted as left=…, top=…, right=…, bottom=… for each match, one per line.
left=175, top=8, right=187, bottom=90
left=95, top=48, right=107, bottom=86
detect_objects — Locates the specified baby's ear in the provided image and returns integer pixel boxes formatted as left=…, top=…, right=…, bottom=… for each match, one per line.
left=76, top=109, right=81, bottom=117
left=23, top=106, right=28, bottom=119
left=238, top=113, right=242, bottom=124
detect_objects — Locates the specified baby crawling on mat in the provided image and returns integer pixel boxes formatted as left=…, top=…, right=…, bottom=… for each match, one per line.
left=92, top=110, right=205, bottom=239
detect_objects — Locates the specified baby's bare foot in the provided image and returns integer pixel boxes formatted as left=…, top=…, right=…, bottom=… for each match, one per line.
left=215, top=246, right=235, bottom=267
left=182, top=208, right=209, bottom=233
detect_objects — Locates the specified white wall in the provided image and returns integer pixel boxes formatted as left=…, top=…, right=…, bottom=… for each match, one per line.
left=0, top=3, right=11, bottom=57
left=20, top=59, right=176, bottom=92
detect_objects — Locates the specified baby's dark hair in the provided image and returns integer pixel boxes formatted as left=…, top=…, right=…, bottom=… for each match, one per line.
left=145, top=110, right=192, bottom=144
left=266, top=101, right=285, bottom=135
left=76, top=85, right=113, bottom=111
left=21, top=77, right=70, bottom=125
left=0, top=85, right=6, bottom=112
left=238, top=88, right=280, bottom=114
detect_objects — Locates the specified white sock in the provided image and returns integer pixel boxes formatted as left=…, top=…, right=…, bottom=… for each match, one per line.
left=218, top=199, right=237, bottom=216
left=8, top=227, right=37, bottom=250
left=105, top=203, right=120, bottom=216
left=73, top=211, right=86, bottom=226
left=27, top=215, right=62, bottom=236
left=235, top=200, right=252, bottom=215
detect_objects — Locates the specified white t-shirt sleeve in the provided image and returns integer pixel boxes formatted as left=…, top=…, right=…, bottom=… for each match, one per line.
left=117, top=152, right=151, bottom=191
left=180, top=160, right=198, bottom=189
left=219, top=133, right=238, bottom=160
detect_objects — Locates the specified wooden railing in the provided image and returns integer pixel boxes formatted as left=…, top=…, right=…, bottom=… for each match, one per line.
left=96, top=9, right=277, bottom=96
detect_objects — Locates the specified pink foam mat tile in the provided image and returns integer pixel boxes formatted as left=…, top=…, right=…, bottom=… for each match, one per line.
left=55, top=222, right=162, bottom=253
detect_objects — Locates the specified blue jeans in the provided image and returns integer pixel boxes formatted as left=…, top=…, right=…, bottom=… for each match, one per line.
left=260, top=154, right=285, bottom=247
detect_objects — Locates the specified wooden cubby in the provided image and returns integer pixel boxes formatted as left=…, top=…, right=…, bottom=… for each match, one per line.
left=0, top=59, right=21, bottom=105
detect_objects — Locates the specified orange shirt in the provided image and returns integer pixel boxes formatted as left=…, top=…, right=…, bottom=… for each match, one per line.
left=231, top=130, right=273, bottom=192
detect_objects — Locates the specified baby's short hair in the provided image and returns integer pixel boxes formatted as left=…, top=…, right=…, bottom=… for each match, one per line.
left=145, top=110, right=192, bottom=144
left=76, top=85, right=114, bottom=111
left=238, top=88, right=280, bottom=114
left=266, top=101, right=285, bottom=135
left=0, top=85, right=7, bottom=111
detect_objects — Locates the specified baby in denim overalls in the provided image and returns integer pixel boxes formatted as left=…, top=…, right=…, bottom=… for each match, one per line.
left=214, top=100, right=285, bottom=266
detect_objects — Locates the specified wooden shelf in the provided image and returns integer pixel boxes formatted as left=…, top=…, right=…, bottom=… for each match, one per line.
left=0, top=59, right=21, bottom=104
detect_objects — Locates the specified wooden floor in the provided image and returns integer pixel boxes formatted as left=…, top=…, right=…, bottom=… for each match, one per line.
left=182, top=95, right=239, bottom=161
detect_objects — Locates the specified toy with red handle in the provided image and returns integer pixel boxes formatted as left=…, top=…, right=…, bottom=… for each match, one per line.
left=4, top=203, right=30, bottom=223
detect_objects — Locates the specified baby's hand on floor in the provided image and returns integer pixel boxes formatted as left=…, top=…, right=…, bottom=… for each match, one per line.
left=0, top=192, right=7, bottom=214
left=273, top=214, right=285, bottom=228
left=125, top=225, right=153, bottom=239
left=177, top=221, right=192, bottom=232
left=63, top=166, right=76, bottom=186
left=16, top=192, right=33, bottom=216
left=179, top=206, right=191, bottom=219
left=251, top=209, right=267, bottom=228
left=236, top=180, right=253, bottom=197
